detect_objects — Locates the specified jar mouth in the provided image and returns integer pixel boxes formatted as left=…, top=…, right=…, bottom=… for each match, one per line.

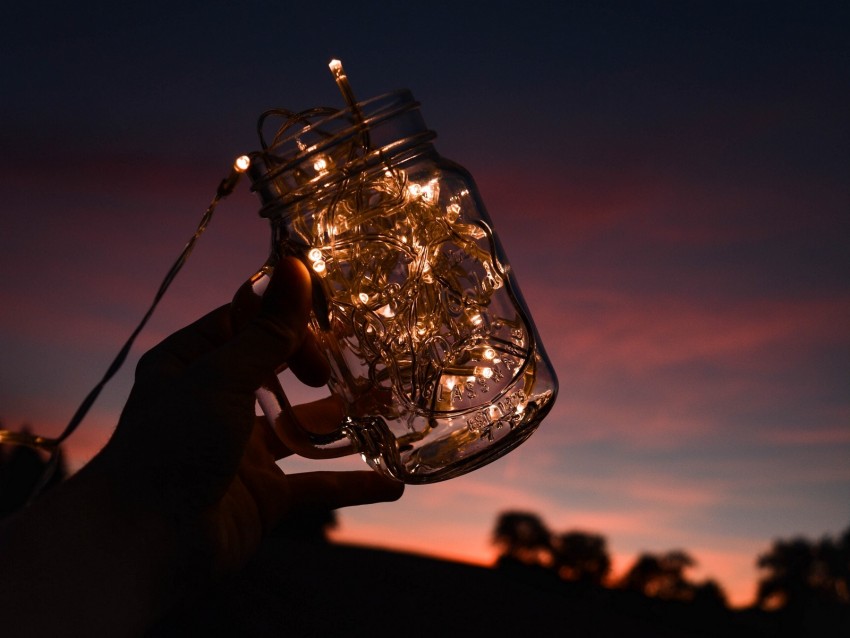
left=247, top=89, right=437, bottom=215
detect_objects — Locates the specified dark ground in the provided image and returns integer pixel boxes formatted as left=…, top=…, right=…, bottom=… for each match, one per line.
left=148, top=538, right=849, bottom=638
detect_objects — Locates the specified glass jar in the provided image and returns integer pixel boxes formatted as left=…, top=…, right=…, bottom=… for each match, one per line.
left=237, top=89, right=557, bottom=483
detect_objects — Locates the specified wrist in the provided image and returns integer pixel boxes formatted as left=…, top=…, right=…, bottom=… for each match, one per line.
left=85, top=448, right=218, bottom=582
left=0, top=453, right=212, bottom=635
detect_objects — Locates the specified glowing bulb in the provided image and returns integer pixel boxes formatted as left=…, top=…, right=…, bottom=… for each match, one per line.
left=445, top=203, right=461, bottom=222
left=359, top=292, right=369, bottom=304
left=234, top=155, right=250, bottom=172
left=407, top=183, right=422, bottom=198
left=421, top=181, right=436, bottom=201
left=313, top=157, right=328, bottom=172
left=484, top=348, right=496, bottom=360
left=422, top=261, right=434, bottom=283
left=307, top=246, right=325, bottom=273
left=474, top=366, right=493, bottom=379
left=471, top=314, right=483, bottom=326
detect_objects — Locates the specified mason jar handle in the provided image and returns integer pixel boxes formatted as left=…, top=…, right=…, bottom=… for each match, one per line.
left=255, top=374, right=358, bottom=459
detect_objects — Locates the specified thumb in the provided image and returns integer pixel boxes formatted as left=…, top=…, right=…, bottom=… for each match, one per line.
left=206, top=256, right=313, bottom=392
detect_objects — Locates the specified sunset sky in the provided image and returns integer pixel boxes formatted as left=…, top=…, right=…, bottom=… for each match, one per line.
left=1, top=1, right=848, bottom=607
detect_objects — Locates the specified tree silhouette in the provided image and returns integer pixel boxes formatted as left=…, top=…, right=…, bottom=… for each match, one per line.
left=757, top=524, right=850, bottom=610
left=690, top=579, right=728, bottom=610
left=552, top=530, right=611, bottom=586
left=619, top=550, right=716, bottom=603
left=757, top=537, right=818, bottom=610
left=492, top=511, right=552, bottom=567
left=819, top=526, right=850, bottom=604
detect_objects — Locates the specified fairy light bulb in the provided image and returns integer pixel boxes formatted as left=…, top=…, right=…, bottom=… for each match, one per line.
left=307, top=247, right=326, bottom=274
left=475, top=366, right=494, bottom=379
left=328, top=58, right=344, bottom=78
left=313, top=156, right=329, bottom=173
left=445, top=202, right=461, bottom=222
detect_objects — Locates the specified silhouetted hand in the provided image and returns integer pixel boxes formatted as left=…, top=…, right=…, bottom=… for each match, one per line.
left=0, top=256, right=403, bottom=636
left=100, top=255, right=403, bottom=572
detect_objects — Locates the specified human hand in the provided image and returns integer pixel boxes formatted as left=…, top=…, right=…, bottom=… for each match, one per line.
left=0, top=256, right=402, bottom=636
left=97, top=255, right=403, bottom=574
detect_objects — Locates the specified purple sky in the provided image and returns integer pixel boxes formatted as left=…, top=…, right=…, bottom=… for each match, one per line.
left=1, top=1, right=848, bottom=606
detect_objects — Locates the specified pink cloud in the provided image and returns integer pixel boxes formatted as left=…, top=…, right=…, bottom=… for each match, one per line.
left=473, top=147, right=840, bottom=253
left=755, top=419, right=850, bottom=447
left=540, top=288, right=850, bottom=374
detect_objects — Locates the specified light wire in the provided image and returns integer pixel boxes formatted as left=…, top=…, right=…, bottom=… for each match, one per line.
left=0, top=158, right=248, bottom=504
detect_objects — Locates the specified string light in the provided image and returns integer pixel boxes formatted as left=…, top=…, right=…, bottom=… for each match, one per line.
left=312, top=156, right=329, bottom=173
left=0, top=152, right=249, bottom=501
left=328, top=58, right=358, bottom=112
left=234, top=154, right=251, bottom=171
left=279, top=143, right=533, bottom=418
left=246, top=59, right=557, bottom=481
